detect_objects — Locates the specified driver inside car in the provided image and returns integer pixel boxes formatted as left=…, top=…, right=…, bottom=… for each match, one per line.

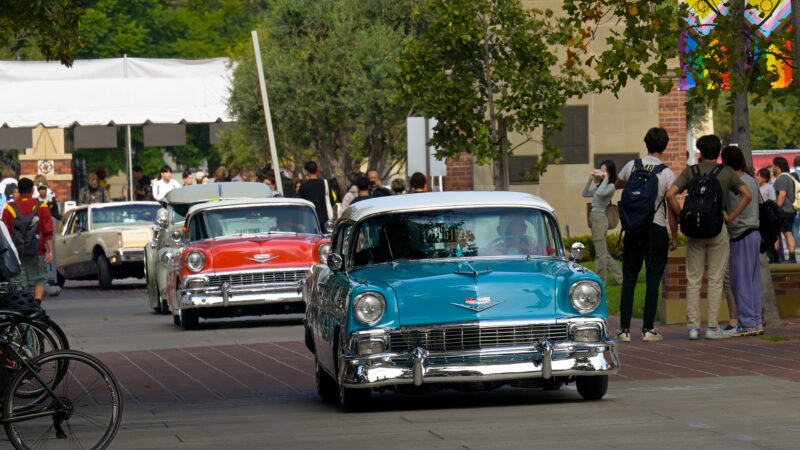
left=485, top=215, right=534, bottom=256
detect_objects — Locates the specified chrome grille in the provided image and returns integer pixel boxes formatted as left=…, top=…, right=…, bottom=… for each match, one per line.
left=206, top=270, right=308, bottom=288
left=388, top=323, right=569, bottom=353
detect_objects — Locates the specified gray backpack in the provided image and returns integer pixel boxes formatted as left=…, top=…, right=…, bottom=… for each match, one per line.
left=10, top=202, right=41, bottom=257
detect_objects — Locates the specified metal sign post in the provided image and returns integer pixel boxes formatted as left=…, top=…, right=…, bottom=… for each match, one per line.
left=251, top=30, right=283, bottom=195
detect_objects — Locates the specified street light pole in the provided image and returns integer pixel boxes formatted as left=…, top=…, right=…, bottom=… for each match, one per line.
left=251, top=30, right=283, bottom=195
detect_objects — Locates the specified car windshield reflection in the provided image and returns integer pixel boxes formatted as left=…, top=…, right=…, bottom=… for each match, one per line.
left=350, top=207, right=561, bottom=267
left=91, top=204, right=161, bottom=229
left=188, top=205, right=320, bottom=240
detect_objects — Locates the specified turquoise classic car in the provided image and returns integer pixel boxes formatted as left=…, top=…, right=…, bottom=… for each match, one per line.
left=303, top=191, right=619, bottom=409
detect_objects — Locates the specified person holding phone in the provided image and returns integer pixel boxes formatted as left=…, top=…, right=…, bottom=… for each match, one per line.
left=582, top=160, right=623, bottom=285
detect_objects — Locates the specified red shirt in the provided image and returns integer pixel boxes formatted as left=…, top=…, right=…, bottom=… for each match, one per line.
left=2, top=194, right=54, bottom=256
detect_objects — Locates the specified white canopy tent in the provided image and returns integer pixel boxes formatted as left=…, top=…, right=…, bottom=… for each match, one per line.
left=0, top=57, right=234, bottom=195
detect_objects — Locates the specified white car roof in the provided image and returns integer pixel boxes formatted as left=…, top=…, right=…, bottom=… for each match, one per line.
left=162, top=182, right=275, bottom=205
left=187, top=197, right=316, bottom=215
left=340, top=191, right=555, bottom=222
left=70, top=201, right=160, bottom=211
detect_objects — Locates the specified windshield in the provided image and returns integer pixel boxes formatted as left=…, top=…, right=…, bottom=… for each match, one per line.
left=171, top=202, right=200, bottom=224
left=91, top=204, right=160, bottom=229
left=189, top=205, right=320, bottom=240
left=350, top=207, right=561, bottom=267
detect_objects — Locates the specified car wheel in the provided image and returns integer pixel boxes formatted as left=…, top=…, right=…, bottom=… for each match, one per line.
left=56, top=271, right=66, bottom=288
left=172, top=314, right=181, bottom=327
left=315, top=356, right=337, bottom=402
left=304, top=325, right=315, bottom=353
left=576, top=375, right=608, bottom=401
left=160, top=297, right=169, bottom=315
left=179, top=309, right=199, bottom=331
left=335, top=338, right=370, bottom=410
left=96, top=255, right=112, bottom=290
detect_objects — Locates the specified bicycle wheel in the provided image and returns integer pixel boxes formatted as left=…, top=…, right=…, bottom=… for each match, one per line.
left=34, top=317, right=70, bottom=351
left=3, top=350, right=123, bottom=450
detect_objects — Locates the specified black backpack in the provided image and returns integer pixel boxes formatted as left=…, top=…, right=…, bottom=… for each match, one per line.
left=10, top=201, right=42, bottom=257
left=619, top=159, right=667, bottom=231
left=758, top=196, right=784, bottom=253
left=679, top=164, right=724, bottom=239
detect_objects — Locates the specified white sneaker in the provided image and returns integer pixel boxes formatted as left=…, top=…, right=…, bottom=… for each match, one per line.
left=688, top=327, right=699, bottom=340
left=616, top=329, right=631, bottom=342
left=705, top=327, right=732, bottom=340
left=642, top=329, right=664, bottom=342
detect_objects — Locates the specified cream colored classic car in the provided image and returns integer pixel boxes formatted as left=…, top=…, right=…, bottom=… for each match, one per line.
left=56, top=202, right=161, bottom=289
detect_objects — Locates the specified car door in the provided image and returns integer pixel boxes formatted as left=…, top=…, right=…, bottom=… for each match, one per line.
left=57, top=208, right=89, bottom=277
left=55, top=209, right=76, bottom=277
left=68, top=209, right=92, bottom=276
left=316, top=221, right=353, bottom=369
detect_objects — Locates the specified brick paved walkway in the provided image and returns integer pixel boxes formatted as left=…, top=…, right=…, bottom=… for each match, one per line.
left=96, top=318, right=800, bottom=406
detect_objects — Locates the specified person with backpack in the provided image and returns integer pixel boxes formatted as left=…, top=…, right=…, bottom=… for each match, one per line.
left=665, top=135, right=752, bottom=340
left=721, top=146, right=762, bottom=336
left=772, top=157, right=798, bottom=263
left=0, top=178, right=54, bottom=302
left=614, top=127, right=678, bottom=342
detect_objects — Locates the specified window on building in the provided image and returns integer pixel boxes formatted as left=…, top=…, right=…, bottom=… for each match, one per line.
left=546, top=105, right=588, bottom=164
left=509, top=155, right=539, bottom=184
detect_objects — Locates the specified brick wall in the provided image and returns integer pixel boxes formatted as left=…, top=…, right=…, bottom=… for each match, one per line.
left=658, top=85, right=688, bottom=175
left=443, top=153, right=474, bottom=191
left=662, top=250, right=800, bottom=323
left=18, top=159, right=73, bottom=201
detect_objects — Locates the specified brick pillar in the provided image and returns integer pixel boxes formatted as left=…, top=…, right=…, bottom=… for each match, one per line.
left=19, top=127, right=73, bottom=202
left=443, top=153, right=474, bottom=191
left=658, top=84, right=688, bottom=175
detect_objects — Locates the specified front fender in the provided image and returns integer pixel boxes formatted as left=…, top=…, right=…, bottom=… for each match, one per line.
left=144, top=244, right=159, bottom=308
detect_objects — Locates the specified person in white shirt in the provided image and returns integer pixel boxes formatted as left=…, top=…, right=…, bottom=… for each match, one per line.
left=0, top=168, right=18, bottom=210
left=756, top=167, right=776, bottom=201
left=153, top=165, right=181, bottom=201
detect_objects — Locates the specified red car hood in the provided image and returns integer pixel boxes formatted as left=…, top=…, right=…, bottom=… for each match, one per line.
left=191, top=234, right=327, bottom=272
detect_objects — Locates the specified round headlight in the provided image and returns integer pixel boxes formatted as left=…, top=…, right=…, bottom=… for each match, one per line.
left=186, top=251, right=206, bottom=273
left=570, top=280, right=601, bottom=313
left=353, top=293, right=385, bottom=325
left=317, top=243, right=331, bottom=262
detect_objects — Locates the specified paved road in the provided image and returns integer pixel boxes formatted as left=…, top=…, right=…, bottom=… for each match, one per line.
left=25, top=279, right=800, bottom=449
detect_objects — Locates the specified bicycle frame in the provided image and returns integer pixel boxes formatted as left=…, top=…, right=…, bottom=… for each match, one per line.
left=0, top=321, right=70, bottom=425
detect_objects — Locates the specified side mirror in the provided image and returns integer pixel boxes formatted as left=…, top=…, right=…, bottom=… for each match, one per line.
left=327, top=253, right=343, bottom=272
left=570, top=242, right=585, bottom=262
left=324, top=220, right=335, bottom=235
left=155, top=208, right=169, bottom=228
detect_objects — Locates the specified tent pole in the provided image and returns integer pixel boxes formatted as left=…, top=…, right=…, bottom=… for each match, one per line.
left=126, top=125, right=133, bottom=201
left=251, top=30, right=283, bottom=195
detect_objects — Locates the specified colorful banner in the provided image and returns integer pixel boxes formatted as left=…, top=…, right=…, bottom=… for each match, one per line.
left=680, top=0, right=793, bottom=90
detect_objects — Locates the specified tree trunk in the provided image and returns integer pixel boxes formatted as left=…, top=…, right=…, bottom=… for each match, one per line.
left=792, top=0, right=800, bottom=83
left=729, top=0, right=753, bottom=170
left=497, top=118, right=510, bottom=190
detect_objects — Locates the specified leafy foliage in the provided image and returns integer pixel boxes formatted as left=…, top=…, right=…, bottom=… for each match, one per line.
left=563, top=1, right=800, bottom=160
left=220, top=0, right=417, bottom=187
left=398, top=0, right=589, bottom=189
left=0, top=0, right=83, bottom=66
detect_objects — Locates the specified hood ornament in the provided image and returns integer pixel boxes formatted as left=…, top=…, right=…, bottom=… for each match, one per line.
left=246, top=253, right=278, bottom=264
left=450, top=296, right=503, bottom=312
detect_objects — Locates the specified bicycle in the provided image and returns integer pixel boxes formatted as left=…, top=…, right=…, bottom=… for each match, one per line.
left=0, top=285, right=70, bottom=355
left=0, top=309, right=123, bottom=449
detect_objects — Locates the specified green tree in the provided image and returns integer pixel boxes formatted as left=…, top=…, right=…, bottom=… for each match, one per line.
left=220, top=0, right=416, bottom=187
left=0, top=0, right=83, bottom=66
left=563, top=1, right=798, bottom=167
left=398, top=0, right=588, bottom=190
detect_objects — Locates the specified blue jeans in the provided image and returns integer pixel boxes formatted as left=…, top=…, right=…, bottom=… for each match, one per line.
left=794, top=212, right=800, bottom=244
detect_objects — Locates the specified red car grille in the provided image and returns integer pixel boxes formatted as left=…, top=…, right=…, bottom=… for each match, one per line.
left=206, top=270, right=308, bottom=288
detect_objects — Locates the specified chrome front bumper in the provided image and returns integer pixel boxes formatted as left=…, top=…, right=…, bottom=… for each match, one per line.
left=339, top=339, right=619, bottom=389
left=178, top=283, right=303, bottom=310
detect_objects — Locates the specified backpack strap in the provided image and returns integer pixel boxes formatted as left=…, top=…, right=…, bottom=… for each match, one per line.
left=652, top=163, right=667, bottom=175
left=634, top=159, right=644, bottom=171
left=689, top=164, right=701, bottom=179
left=708, top=164, right=723, bottom=179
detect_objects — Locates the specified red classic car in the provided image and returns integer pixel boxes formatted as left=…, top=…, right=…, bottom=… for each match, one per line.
left=165, top=198, right=331, bottom=330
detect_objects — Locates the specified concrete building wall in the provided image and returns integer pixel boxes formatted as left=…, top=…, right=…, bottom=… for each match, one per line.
left=464, top=1, right=687, bottom=237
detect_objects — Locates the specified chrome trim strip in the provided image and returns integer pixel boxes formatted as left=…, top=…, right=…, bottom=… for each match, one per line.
left=200, top=266, right=311, bottom=277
